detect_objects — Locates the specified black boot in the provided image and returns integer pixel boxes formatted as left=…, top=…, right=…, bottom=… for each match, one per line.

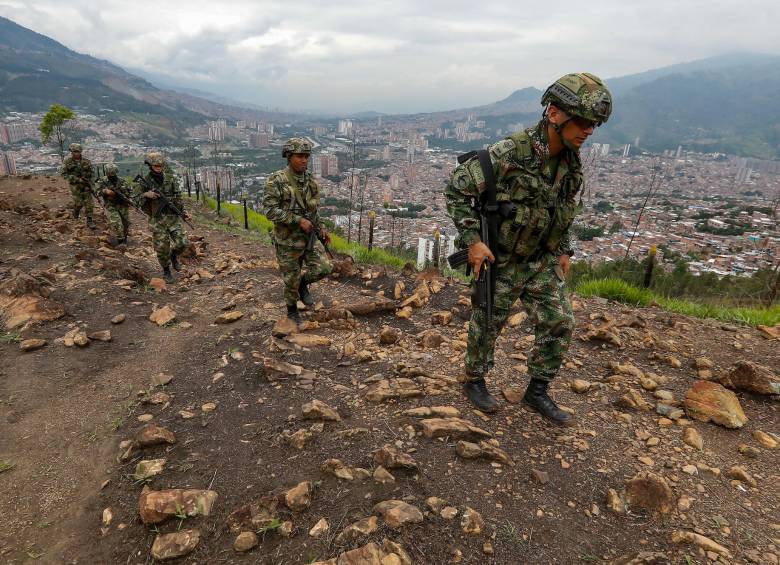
left=86, top=217, right=96, bottom=229
left=171, top=251, right=181, bottom=272
left=72, top=208, right=80, bottom=219
left=462, top=379, right=498, bottom=413
left=523, top=379, right=572, bottom=425
left=162, top=266, right=175, bottom=284
left=298, top=278, right=314, bottom=306
left=286, top=304, right=301, bottom=322
left=107, top=235, right=118, bottom=248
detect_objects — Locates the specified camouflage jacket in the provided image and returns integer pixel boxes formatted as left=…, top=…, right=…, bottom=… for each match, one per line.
left=135, top=170, right=183, bottom=217
left=96, top=176, right=133, bottom=207
left=444, top=120, right=583, bottom=258
left=262, top=166, right=322, bottom=246
left=60, top=157, right=93, bottom=187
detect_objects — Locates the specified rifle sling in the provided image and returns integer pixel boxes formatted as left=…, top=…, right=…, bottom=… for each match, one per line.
left=284, top=169, right=309, bottom=216
left=476, top=149, right=499, bottom=293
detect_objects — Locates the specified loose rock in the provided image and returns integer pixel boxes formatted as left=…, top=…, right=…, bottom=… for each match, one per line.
left=683, top=381, right=747, bottom=429
left=151, top=530, right=200, bottom=561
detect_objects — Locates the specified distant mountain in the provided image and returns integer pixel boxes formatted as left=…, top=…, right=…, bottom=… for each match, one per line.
left=0, top=16, right=290, bottom=137
left=457, top=54, right=780, bottom=159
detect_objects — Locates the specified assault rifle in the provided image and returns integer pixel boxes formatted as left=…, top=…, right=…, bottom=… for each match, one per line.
left=134, top=174, right=195, bottom=229
left=447, top=149, right=499, bottom=375
left=303, top=213, right=335, bottom=259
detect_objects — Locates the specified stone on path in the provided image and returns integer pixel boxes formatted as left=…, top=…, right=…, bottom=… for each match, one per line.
left=373, top=445, right=418, bottom=470
left=284, top=481, right=312, bottom=511
left=110, top=313, right=126, bottom=324
left=571, top=379, right=591, bottom=394
left=720, top=360, right=780, bottom=395
left=373, top=466, right=395, bottom=484
left=233, top=531, right=258, bottom=552
left=624, top=472, right=674, bottom=514
left=151, top=530, right=200, bottom=561
left=134, top=459, right=166, bottom=481
left=683, top=381, right=747, bottom=429
left=726, top=465, right=757, bottom=487
left=752, top=430, right=778, bottom=449
left=372, top=500, right=423, bottom=528
left=302, top=399, right=341, bottom=421
left=149, top=278, right=167, bottom=292
left=149, top=305, right=176, bottom=326
left=336, top=516, right=378, bottom=543
left=215, top=310, right=244, bottom=324
left=309, top=517, right=329, bottom=538
left=20, top=338, right=46, bottom=351
left=455, top=440, right=514, bottom=466
left=88, top=330, right=112, bottom=342
left=264, top=357, right=304, bottom=378
left=135, top=424, right=176, bottom=447
left=379, top=326, right=400, bottom=345
left=139, top=488, right=217, bottom=524
left=272, top=317, right=298, bottom=337
left=683, top=427, right=703, bottom=450
left=460, top=506, right=484, bottom=535
left=671, top=530, right=731, bottom=558
left=419, top=417, right=491, bottom=440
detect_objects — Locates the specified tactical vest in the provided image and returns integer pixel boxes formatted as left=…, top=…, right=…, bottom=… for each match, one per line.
left=493, top=132, right=582, bottom=258
left=141, top=172, right=180, bottom=217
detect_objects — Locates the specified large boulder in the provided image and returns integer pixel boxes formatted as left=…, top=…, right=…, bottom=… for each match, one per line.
left=719, top=361, right=780, bottom=396
left=683, top=381, right=747, bottom=429
left=0, top=270, right=65, bottom=329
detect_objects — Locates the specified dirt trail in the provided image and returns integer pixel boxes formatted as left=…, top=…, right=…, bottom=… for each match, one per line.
left=0, top=176, right=778, bottom=565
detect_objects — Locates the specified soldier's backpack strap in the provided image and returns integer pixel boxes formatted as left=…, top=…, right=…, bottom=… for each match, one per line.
left=507, top=131, right=534, bottom=163
left=283, top=169, right=308, bottom=214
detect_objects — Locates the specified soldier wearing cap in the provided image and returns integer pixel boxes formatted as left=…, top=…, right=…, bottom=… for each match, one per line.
left=445, top=73, right=613, bottom=424
left=136, top=152, right=191, bottom=283
left=262, top=137, right=333, bottom=321
left=60, top=143, right=95, bottom=228
left=95, top=163, right=132, bottom=246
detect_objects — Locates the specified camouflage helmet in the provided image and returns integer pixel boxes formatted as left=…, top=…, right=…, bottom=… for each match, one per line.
left=541, top=73, right=612, bottom=126
left=282, top=137, right=312, bottom=158
left=69, top=143, right=82, bottom=153
left=146, top=152, right=165, bottom=166
left=105, top=163, right=118, bottom=176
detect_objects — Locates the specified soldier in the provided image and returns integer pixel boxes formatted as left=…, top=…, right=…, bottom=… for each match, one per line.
left=136, top=152, right=191, bottom=283
left=262, top=137, right=333, bottom=321
left=60, top=143, right=95, bottom=228
left=96, top=163, right=132, bottom=246
left=445, top=73, right=612, bottom=424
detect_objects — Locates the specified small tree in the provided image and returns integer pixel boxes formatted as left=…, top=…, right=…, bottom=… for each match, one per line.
left=39, top=104, right=75, bottom=162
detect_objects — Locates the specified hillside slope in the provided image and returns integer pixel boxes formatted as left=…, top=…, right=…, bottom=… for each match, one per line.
left=0, top=176, right=778, bottom=564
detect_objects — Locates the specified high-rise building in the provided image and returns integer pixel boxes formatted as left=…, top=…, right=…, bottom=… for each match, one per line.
left=248, top=133, right=269, bottom=148
left=622, top=144, right=630, bottom=158
left=0, top=151, right=16, bottom=175
left=209, top=121, right=225, bottom=141
left=198, top=167, right=234, bottom=193
left=600, top=144, right=610, bottom=157
left=382, top=145, right=391, bottom=161
left=338, top=119, right=353, bottom=136
left=258, top=122, right=274, bottom=134
left=675, top=145, right=683, bottom=158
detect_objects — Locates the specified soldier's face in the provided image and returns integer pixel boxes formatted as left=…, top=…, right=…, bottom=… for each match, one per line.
left=152, top=164, right=164, bottom=174
left=289, top=153, right=309, bottom=174
left=71, top=151, right=81, bottom=160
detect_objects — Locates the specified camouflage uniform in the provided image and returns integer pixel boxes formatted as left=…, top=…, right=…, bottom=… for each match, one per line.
left=136, top=161, right=189, bottom=269
left=446, top=123, right=581, bottom=383
left=262, top=140, right=332, bottom=307
left=96, top=167, right=132, bottom=241
left=60, top=144, right=94, bottom=221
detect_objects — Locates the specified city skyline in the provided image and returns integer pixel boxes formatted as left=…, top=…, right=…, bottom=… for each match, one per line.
left=2, top=1, right=780, bottom=113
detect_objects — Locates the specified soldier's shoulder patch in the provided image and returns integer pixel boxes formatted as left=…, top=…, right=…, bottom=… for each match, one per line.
left=490, top=139, right=516, bottom=160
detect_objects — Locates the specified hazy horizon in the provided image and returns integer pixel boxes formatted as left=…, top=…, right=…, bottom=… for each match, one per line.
left=3, top=1, right=780, bottom=114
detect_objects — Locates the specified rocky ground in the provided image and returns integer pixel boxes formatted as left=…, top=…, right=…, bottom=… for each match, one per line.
left=0, top=175, right=778, bottom=565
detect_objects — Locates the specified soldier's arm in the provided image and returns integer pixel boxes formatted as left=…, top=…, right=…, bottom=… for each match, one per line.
left=82, top=161, right=94, bottom=183
left=262, top=174, right=298, bottom=225
left=444, top=145, right=507, bottom=247
left=309, top=178, right=322, bottom=225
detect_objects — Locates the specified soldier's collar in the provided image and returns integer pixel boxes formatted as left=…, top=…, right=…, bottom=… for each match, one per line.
left=286, top=166, right=307, bottom=183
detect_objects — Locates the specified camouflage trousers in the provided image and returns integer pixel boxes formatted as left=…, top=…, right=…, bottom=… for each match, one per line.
left=465, top=253, right=574, bottom=383
left=150, top=214, right=189, bottom=268
left=274, top=242, right=333, bottom=307
left=105, top=204, right=129, bottom=239
left=71, top=185, right=93, bottom=220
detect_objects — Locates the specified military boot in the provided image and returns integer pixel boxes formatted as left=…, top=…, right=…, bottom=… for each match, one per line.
left=462, top=378, right=498, bottom=413
left=72, top=208, right=80, bottom=219
left=286, top=304, right=301, bottom=322
left=170, top=251, right=181, bottom=272
left=86, top=217, right=96, bottom=230
left=107, top=235, right=118, bottom=248
left=298, top=279, right=314, bottom=306
left=162, top=266, right=175, bottom=284
left=523, top=378, right=573, bottom=425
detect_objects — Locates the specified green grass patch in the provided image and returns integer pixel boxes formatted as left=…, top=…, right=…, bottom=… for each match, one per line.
left=0, top=460, right=15, bottom=473
left=576, top=277, right=780, bottom=327
left=0, top=330, right=21, bottom=343
left=189, top=196, right=417, bottom=271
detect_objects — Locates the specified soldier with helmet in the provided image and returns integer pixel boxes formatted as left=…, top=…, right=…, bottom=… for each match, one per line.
left=95, top=163, right=133, bottom=246
left=444, top=73, right=613, bottom=424
left=60, top=142, right=95, bottom=228
left=136, top=152, right=191, bottom=283
left=262, top=137, right=333, bottom=321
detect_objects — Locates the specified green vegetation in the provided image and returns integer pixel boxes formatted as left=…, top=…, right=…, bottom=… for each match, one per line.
left=576, top=278, right=780, bottom=327
left=0, top=330, right=21, bottom=343
left=39, top=104, right=75, bottom=161
left=0, top=460, right=14, bottom=473
left=593, top=200, right=614, bottom=213
left=573, top=224, right=605, bottom=241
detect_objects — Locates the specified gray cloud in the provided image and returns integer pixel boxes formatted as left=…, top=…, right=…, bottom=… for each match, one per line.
left=3, top=0, right=780, bottom=113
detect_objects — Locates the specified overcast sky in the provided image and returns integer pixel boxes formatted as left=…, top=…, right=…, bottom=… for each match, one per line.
left=3, top=0, right=780, bottom=114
